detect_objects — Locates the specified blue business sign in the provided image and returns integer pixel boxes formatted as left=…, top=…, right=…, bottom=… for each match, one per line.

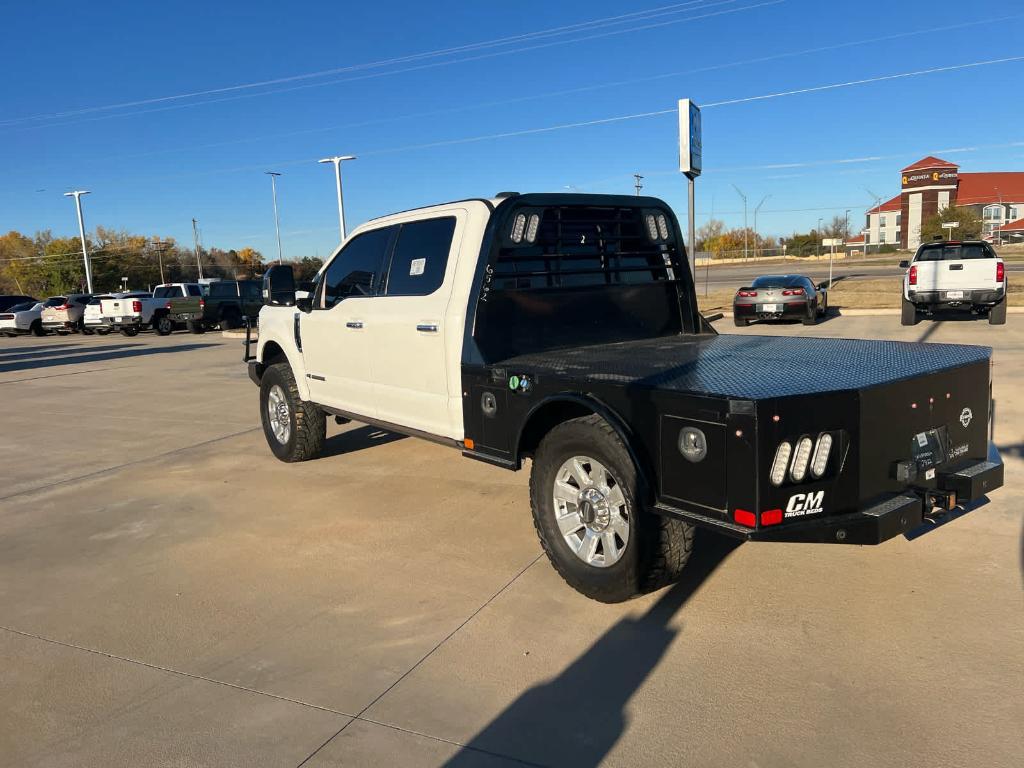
left=678, top=99, right=701, bottom=179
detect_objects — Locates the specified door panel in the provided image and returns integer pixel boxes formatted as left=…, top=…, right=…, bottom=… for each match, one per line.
left=364, top=213, right=465, bottom=439
left=301, top=300, right=375, bottom=416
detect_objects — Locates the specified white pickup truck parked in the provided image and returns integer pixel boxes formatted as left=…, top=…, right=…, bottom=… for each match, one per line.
left=243, top=192, right=1004, bottom=602
left=103, top=283, right=202, bottom=336
left=900, top=240, right=1007, bottom=325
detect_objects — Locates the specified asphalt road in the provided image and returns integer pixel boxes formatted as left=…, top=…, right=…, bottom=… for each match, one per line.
left=698, top=256, right=1024, bottom=289
left=0, top=322, right=1021, bottom=767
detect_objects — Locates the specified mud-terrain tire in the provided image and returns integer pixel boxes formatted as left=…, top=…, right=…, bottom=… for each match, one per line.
left=260, top=362, right=325, bottom=462
left=901, top=296, right=919, bottom=326
left=529, top=414, right=694, bottom=602
left=989, top=298, right=1007, bottom=325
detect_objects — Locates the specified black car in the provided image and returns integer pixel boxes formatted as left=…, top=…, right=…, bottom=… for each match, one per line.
left=733, top=274, right=827, bottom=327
left=0, top=295, right=36, bottom=312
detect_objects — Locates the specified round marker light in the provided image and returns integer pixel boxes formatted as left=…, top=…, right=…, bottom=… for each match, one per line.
left=790, top=436, right=813, bottom=483
left=511, top=213, right=526, bottom=243
left=810, top=433, right=833, bottom=478
left=525, top=213, right=540, bottom=243
left=770, top=441, right=792, bottom=487
left=646, top=214, right=659, bottom=241
left=678, top=427, right=707, bottom=463
left=656, top=214, right=669, bottom=240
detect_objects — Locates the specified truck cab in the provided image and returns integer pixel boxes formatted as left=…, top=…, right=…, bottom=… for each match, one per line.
left=900, top=240, right=1007, bottom=325
left=247, top=193, right=1003, bottom=602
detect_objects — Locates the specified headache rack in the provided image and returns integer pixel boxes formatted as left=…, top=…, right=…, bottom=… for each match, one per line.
left=491, top=205, right=680, bottom=290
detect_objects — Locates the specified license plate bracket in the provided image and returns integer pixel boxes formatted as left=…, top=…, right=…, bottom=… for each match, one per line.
left=760, top=303, right=779, bottom=313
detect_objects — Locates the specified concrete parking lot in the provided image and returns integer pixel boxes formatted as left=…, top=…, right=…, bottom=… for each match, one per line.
left=1, top=319, right=1021, bottom=768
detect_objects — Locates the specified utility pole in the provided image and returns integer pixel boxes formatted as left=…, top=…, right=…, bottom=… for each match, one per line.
left=318, top=155, right=356, bottom=242
left=64, top=190, right=93, bottom=293
left=265, top=171, right=283, bottom=264
left=865, top=188, right=882, bottom=255
left=817, top=217, right=823, bottom=258
left=732, top=185, right=748, bottom=261
left=192, top=218, right=204, bottom=280
left=753, top=194, right=770, bottom=259
left=150, top=239, right=170, bottom=284
left=633, top=173, right=644, bottom=196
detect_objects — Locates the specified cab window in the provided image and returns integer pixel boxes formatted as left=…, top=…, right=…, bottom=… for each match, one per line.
left=384, top=217, right=457, bottom=297
left=322, top=226, right=396, bottom=307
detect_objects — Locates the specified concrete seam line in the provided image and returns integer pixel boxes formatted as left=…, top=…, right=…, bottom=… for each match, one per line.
left=0, top=365, right=136, bottom=385
left=294, top=554, right=546, bottom=768
left=0, top=426, right=260, bottom=502
left=0, top=624, right=355, bottom=718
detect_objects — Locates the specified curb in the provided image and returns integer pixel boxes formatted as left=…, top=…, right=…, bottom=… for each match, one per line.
left=705, top=307, right=1022, bottom=318
left=221, top=329, right=256, bottom=339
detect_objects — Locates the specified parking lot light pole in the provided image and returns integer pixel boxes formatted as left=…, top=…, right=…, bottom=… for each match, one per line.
left=318, top=155, right=356, bottom=243
left=732, top=185, right=748, bottom=261
left=64, top=190, right=93, bottom=293
left=265, top=171, right=283, bottom=264
left=753, top=195, right=770, bottom=259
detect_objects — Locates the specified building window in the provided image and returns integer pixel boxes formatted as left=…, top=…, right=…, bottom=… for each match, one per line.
left=879, top=214, right=887, bottom=228
left=1010, top=205, right=1020, bottom=221
left=983, top=204, right=1004, bottom=222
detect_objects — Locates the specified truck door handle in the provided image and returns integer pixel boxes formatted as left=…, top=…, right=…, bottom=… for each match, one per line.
left=949, top=264, right=963, bottom=270
left=416, top=323, right=439, bottom=333
left=346, top=321, right=363, bottom=329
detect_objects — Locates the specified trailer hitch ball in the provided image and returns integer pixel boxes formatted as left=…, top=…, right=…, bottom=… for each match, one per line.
left=835, top=529, right=847, bottom=541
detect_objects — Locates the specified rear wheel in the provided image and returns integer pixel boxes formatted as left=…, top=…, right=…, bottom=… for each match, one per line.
left=219, top=311, right=242, bottom=331
left=260, top=363, right=326, bottom=462
left=801, top=303, right=817, bottom=325
left=529, top=414, right=693, bottom=602
left=733, top=317, right=748, bottom=327
left=901, top=296, right=919, bottom=326
left=187, top=320, right=205, bottom=334
left=31, top=321, right=44, bottom=337
left=989, top=298, right=1007, bottom=325
left=96, top=328, right=111, bottom=335
left=154, top=314, right=174, bottom=336
left=120, top=326, right=139, bottom=337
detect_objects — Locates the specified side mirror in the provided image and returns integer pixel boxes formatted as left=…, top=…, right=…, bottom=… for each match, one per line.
left=296, top=296, right=313, bottom=313
left=898, top=260, right=910, bottom=269
left=263, top=264, right=296, bottom=306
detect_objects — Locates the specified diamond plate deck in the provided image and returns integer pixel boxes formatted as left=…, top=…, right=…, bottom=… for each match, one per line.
left=498, top=334, right=991, bottom=400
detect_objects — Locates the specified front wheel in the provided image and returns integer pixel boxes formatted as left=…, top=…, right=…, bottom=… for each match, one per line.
left=529, top=414, right=694, bottom=602
left=259, top=363, right=326, bottom=462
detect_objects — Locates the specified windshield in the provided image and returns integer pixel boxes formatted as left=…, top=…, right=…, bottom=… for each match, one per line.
left=916, top=243, right=993, bottom=261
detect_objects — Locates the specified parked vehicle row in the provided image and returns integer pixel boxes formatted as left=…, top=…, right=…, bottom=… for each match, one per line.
left=0, top=280, right=263, bottom=338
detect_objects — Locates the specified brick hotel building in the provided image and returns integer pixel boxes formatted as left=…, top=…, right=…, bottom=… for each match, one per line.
left=862, top=156, right=1024, bottom=249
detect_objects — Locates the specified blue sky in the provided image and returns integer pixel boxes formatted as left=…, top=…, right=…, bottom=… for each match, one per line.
left=2, top=0, right=1023, bottom=258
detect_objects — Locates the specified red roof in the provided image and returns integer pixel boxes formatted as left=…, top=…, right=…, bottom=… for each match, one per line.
left=901, top=155, right=959, bottom=172
left=957, top=172, right=1024, bottom=206
left=997, top=217, right=1024, bottom=232
left=846, top=234, right=865, bottom=244
left=868, top=195, right=901, bottom=214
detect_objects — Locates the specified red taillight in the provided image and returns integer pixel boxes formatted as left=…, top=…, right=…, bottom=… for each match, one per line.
left=734, top=509, right=756, bottom=528
left=132, top=300, right=142, bottom=313
left=165, top=301, right=172, bottom=309
left=199, top=298, right=205, bottom=308
left=56, top=304, right=71, bottom=311
left=737, top=290, right=758, bottom=297
left=909, top=265, right=917, bottom=286
left=996, top=262, right=1004, bottom=282
left=760, top=509, right=784, bottom=526
left=782, top=288, right=805, bottom=296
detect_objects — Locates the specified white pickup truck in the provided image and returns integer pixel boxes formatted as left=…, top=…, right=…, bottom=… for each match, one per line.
left=103, top=283, right=202, bottom=336
left=243, top=192, right=1004, bottom=602
left=900, top=240, right=1007, bottom=325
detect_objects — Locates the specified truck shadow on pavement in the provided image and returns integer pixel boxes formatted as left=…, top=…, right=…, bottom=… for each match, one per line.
left=0, top=343, right=218, bottom=374
left=0, top=341, right=82, bottom=356
left=443, top=532, right=742, bottom=768
left=322, top=425, right=407, bottom=457
left=0, top=342, right=143, bottom=365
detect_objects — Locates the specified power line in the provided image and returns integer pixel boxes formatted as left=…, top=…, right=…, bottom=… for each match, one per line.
left=1, top=0, right=768, bottom=129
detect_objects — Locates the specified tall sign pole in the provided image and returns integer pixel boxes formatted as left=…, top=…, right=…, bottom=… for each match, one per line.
left=192, top=218, right=204, bottom=280
left=64, top=191, right=93, bottom=293
left=678, top=99, right=702, bottom=276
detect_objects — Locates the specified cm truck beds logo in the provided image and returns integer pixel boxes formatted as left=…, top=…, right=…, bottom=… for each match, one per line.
left=785, top=491, right=824, bottom=518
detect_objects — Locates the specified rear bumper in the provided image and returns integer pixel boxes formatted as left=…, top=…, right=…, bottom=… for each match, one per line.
left=734, top=300, right=811, bottom=320
left=751, top=451, right=1003, bottom=544
left=42, top=320, right=75, bottom=330
left=109, top=318, right=143, bottom=328
left=909, top=288, right=1005, bottom=306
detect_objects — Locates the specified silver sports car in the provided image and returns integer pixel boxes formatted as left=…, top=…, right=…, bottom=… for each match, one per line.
left=733, top=274, right=827, bottom=327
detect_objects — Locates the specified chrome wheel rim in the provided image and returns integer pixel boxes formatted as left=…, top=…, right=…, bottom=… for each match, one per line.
left=552, top=455, right=629, bottom=568
left=267, top=385, right=291, bottom=444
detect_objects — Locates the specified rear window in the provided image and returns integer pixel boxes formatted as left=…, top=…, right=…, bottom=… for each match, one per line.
left=491, top=205, right=678, bottom=291
left=385, top=217, right=456, bottom=296
left=190, top=284, right=204, bottom=297
left=154, top=286, right=184, bottom=299
left=46, top=297, right=66, bottom=306
left=916, top=243, right=994, bottom=261
left=9, top=302, right=35, bottom=312
left=751, top=276, right=791, bottom=288
left=208, top=282, right=238, bottom=298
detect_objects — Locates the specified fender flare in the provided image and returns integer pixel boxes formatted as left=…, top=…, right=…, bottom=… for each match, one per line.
left=258, top=333, right=311, bottom=401
left=516, top=393, right=656, bottom=504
